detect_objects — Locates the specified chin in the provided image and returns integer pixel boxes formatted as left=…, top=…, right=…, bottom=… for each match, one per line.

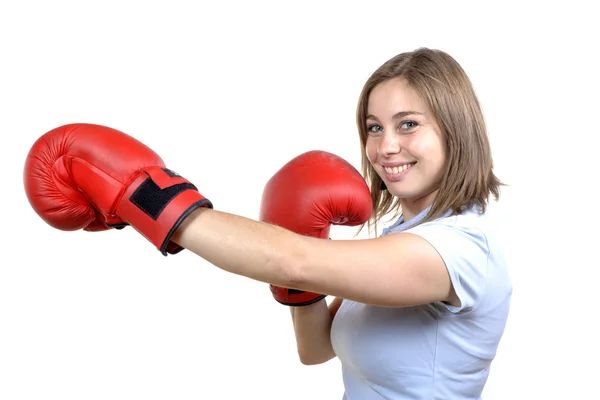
left=386, top=187, right=419, bottom=199
left=386, top=183, right=432, bottom=200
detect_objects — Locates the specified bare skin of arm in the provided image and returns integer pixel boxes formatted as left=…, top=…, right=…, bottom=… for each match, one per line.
left=171, top=208, right=457, bottom=308
left=289, top=297, right=344, bottom=365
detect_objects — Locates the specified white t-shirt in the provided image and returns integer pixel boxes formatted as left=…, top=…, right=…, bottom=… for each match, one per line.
left=330, top=205, right=512, bottom=399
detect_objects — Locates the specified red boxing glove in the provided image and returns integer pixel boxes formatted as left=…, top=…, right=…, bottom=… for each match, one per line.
left=259, top=150, right=372, bottom=306
left=23, top=123, right=212, bottom=255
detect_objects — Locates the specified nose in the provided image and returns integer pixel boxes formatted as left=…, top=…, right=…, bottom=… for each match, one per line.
left=377, top=130, right=401, bottom=157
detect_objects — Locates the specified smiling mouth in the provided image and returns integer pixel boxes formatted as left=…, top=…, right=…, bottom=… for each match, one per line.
left=384, top=162, right=416, bottom=174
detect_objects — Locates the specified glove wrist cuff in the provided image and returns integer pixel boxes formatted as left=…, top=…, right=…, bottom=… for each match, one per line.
left=270, top=285, right=327, bottom=306
left=117, top=167, right=213, bottom=255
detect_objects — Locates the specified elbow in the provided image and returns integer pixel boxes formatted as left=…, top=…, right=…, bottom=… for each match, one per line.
left=299, top=357, right=322, bottom=366
left=298, top=351, right=332, bottom=366
left=296, top=342, right=336, bottom=365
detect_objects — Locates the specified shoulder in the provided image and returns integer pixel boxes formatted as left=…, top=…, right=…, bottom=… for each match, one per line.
left=409, top=207, right=494, bottom=253
left=404, top=206, right=509, bottom=313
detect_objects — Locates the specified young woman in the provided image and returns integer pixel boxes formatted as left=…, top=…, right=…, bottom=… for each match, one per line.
left=24, top=47, right=512, bottom=399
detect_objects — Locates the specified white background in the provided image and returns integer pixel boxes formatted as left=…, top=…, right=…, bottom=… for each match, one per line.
left=2, top=1, right=598, bottom=399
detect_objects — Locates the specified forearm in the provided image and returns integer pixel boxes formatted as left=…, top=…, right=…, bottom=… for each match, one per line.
left=290, top=300, right=336, bottom=365
left=173, top=208, right=336, bottom=363
left=171, top=207, right=305, bottom=287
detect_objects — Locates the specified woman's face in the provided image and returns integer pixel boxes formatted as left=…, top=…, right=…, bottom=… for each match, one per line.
left=365, top=78, right=446, bottom=210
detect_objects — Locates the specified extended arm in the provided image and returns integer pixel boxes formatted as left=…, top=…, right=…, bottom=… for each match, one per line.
left=24, top=123, right=456, bottom=309
left=172, top=207, right=456, bottom=308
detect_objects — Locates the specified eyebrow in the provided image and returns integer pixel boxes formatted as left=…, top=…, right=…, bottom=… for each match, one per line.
left=366, top=111, right=424, bottom=120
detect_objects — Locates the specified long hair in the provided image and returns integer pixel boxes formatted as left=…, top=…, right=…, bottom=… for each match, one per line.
left=356, top=47, right=503, bottom=236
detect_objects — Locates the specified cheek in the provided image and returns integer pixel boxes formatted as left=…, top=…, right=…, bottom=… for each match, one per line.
left=365, top=137, right=378, bottom=164
left=413, top=136, right=445, bottom=165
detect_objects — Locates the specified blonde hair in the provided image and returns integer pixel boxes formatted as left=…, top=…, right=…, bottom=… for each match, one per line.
left=356, top=47, right=503, bottom=236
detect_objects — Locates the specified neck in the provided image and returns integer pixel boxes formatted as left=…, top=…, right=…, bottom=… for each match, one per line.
left=399, top=189, right=438, bottom=222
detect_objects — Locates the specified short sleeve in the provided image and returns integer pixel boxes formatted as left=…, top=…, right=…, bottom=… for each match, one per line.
left=407, top=222, right=490, bottom=313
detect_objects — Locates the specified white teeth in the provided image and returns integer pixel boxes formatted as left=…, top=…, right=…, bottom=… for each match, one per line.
left=384, top=163, right=414, bottom=174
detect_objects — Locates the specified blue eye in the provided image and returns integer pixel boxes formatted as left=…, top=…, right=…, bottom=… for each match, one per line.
left=400, top=121, right=418, bottom=130
left=367, top=124, right=383, bottom=133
